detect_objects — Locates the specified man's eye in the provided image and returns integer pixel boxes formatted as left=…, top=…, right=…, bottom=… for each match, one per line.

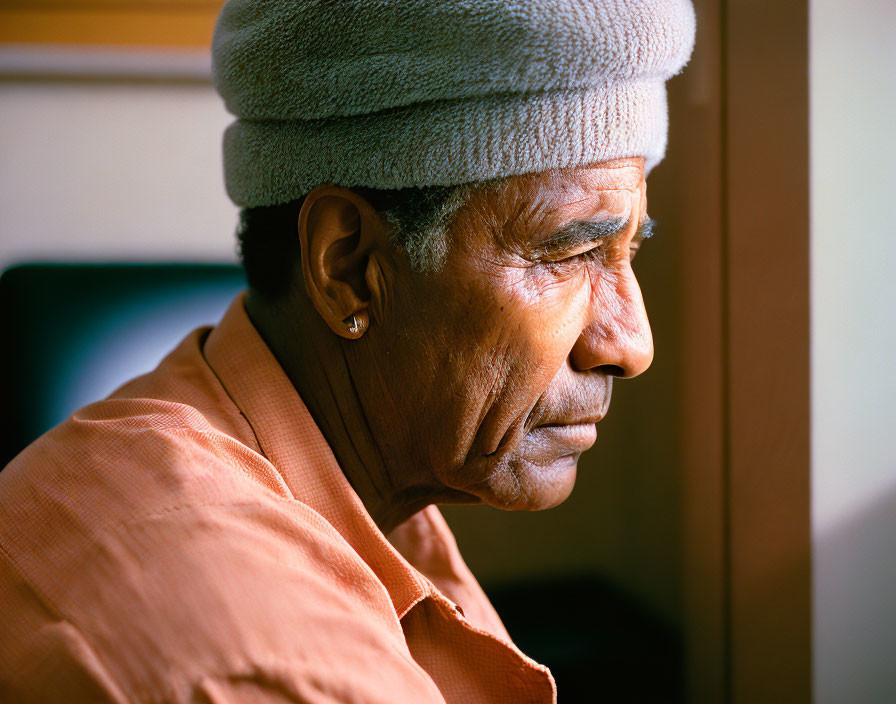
left=541, top=246, right=604, bottom=273
left=576, top=247, right=605, bottom=263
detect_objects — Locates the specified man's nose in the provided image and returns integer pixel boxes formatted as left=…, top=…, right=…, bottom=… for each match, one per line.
left=569, top=275, right=654, bottom=379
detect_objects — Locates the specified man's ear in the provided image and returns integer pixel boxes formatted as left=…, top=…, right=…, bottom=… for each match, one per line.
left=298, top=185, right=384, bottom=339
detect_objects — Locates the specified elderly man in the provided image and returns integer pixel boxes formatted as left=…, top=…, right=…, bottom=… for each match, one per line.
left=0, top=1, right=694, bottom=701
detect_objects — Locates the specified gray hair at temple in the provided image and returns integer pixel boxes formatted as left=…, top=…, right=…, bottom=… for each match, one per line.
left=235, top=181, right=481, bottom=300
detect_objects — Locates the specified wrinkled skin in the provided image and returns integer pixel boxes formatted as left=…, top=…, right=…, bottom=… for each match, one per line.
left=248, top=157, right=653, bottom=533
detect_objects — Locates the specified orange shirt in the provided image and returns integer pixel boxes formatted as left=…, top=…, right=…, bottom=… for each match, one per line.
left=0, top=294, right=556, bottom=703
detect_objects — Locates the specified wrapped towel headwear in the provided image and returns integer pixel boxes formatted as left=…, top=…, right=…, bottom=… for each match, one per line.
left=212, top=0, right=696, bottom=207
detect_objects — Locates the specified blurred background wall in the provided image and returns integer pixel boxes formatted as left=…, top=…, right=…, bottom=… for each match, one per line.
left=0, top=53, right=236, bottom=268
left=810, top=0, right=896, bottom=701
left=0, top=2, right=235, bottom=268
left=0, top=79, right=236, bottom=268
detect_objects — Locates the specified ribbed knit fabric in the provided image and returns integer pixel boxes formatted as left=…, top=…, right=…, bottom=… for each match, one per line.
left=213, top=0, right=696, bottom=207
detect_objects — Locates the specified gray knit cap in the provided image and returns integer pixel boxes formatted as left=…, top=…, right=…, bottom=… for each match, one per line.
left=212, top=0, right=696, bottom=207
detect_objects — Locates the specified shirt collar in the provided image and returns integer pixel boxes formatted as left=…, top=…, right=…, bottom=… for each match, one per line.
left=202, top=292, right=439, bottom=617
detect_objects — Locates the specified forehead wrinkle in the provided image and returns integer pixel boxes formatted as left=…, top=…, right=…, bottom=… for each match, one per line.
left=465, top=167, right=641, bottom=257
left=508, top=174, right=628, bottom=247
left=488, top=177, right=565, bottom=253
left=559, top=186, right=639, bottom=210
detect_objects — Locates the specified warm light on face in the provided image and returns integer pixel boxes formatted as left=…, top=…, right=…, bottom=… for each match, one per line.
left=356, top=159, right=655, bottom=512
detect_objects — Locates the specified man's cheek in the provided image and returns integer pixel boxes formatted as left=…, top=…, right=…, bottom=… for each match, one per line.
left=535, top=273, right=595, bottom=333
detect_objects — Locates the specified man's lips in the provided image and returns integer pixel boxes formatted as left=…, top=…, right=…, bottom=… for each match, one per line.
left=528, top=421, right=598, bottom=456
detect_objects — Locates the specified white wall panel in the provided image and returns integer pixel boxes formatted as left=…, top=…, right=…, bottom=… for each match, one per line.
left=811, top=1, right=896, bottom=701
left=0, top=79, right=237, bottom=268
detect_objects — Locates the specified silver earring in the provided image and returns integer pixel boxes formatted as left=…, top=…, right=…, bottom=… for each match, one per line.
left=347, top=314, right=359, bottom=334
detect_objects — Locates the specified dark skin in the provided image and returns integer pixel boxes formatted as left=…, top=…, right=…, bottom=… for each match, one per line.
left=247, top=157, right=653, bottom=533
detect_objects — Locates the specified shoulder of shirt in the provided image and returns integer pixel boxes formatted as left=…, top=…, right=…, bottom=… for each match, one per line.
left=2, top=393, right=291, bottom=529
left=0, top=395, right=443, bottom=702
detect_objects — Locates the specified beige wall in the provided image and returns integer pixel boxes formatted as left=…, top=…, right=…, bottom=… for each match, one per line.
left=811, top=0, right=896, bottom=701
left=0, top=66, right=236, bottom=269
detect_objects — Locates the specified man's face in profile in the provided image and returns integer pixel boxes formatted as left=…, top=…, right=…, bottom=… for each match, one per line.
left=351, top=157, right=655, bottom=512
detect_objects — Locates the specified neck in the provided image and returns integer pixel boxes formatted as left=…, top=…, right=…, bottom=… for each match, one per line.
left=245, top=291, right=433, bottom=533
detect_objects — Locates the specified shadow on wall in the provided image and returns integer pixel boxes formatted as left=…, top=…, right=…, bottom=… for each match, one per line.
left=815, top=483, right=896, bottom=704
left=487, top=574, right=682, bottom=703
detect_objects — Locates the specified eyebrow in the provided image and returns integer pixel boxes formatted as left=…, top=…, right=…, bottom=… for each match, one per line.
left=533, top=215, right=656, bottom=255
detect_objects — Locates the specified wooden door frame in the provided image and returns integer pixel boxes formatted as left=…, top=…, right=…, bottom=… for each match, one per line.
left=0, top=1, right=221, bottom=48
left=676, top=1, right=812, bottom=702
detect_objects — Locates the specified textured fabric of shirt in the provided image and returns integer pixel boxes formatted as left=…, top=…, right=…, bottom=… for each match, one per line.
left=0, top=293, right=556, bottom=703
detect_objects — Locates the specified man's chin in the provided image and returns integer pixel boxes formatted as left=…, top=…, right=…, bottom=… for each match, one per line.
left=482, top=455, right=579, bottom=511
